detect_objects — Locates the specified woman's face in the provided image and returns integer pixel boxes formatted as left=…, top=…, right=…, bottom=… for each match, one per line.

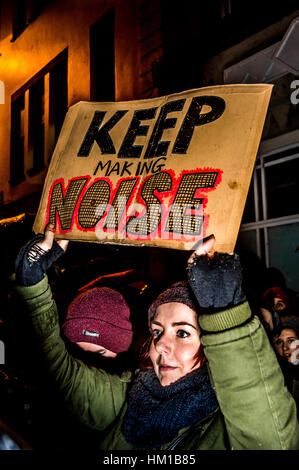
left=273, top=328, right=299, bottom=362
left=149, top=302, right=201, bottom=387
left=273, top=297, right=286, bottom=311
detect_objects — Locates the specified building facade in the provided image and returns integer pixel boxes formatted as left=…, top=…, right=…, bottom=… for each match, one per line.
left=0, top=0, right=163, bottom=216
left=0, top=0, right=298, bottom=292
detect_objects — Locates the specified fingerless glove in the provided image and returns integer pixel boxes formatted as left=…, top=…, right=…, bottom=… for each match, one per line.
left=15, top=234, right=65, bottom=286
left=187, top=252, right=246, bottom=311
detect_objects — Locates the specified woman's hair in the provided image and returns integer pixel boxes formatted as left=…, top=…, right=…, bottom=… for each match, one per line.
left=139, top=336, right=154, bottom=370
left=277, top=317, right=299, bottom=337
left=148, top=281, right=199, bottom=327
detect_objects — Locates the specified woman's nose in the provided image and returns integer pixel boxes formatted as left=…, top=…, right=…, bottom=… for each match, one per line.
left=155, top=335, right=171, bottom=355
left=282, top=342, right=289, bottom=352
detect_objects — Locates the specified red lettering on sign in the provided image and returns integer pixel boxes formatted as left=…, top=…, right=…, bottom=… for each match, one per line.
left=46, top=168, right=222, bottom=242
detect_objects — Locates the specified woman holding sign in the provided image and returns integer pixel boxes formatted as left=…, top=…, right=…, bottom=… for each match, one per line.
left=11, top=226, right=299, bottom=450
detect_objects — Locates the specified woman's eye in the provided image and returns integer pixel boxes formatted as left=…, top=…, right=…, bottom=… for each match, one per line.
left=177, top=329, right=190, bottom=338
left=152, top=329, right=162, bottom=338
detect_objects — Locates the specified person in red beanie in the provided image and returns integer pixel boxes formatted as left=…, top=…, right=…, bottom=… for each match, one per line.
left=259, top=286, right=295, bottom=335
left=13, top=223, right=133, bottom=359
left=262, top=286, right=291, bottom=312
left=62, top=287, right=133, bottom=358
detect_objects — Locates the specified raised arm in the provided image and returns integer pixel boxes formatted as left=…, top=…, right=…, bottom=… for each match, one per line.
left=187, top=236, right=299, bottom=450
left=11, top=226, right=131, bottom=431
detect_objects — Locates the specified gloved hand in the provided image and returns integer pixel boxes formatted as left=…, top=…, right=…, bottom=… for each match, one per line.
left=15, top=224, right=69, bottom=286
left=187, top=236, right=246, bottom=311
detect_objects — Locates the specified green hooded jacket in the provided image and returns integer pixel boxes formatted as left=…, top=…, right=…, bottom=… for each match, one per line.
left=11, top=274, right=299, bottom=450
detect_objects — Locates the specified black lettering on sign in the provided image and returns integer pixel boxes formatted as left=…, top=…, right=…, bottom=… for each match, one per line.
left=47, top=178, right=88, bottom=231
left=118, top=108, right=157, bottom=158
left=120, top=161, right=134, bottom=177
left=126, top=172, right=172, bottom=236
left=77, top=110, right=128, bottom=157
left=135, top=157, right=167, bottom=176
left=107, top=162, right=121, bottom=177
left=77, top=179, right=111, bottom=229
left=104, top=178, right=138, bottom=230
left=172, top=96, right=225, bottom=154
left=93, top=159, right=111, bottom=176
left=165, top=172, right=219, bottom=235
left=144, top=99, right=186, bottom=159
left=94, top=159, right=134, bottom=177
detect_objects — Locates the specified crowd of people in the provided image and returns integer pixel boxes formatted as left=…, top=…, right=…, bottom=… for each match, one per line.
left=0, top=223, right=298, bottom=451
left=257, top=285, right=299, bottom=412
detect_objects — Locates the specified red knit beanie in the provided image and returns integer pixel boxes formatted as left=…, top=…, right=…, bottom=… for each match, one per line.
left=62, top=287, right=133, bottom=353
left=262, top=286, right=291, bottom=309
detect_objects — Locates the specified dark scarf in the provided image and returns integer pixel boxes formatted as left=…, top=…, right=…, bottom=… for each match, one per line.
left=122, top=364, right=218, bottom=448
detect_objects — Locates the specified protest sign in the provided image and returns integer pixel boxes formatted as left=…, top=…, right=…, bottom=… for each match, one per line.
left=33, top=84, right=272, bottom=252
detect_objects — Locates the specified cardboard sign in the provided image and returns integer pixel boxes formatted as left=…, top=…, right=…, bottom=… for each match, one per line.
left=33, top=85, right=272, bottom=252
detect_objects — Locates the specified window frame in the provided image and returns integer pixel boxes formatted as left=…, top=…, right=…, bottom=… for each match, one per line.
left=9, top=48, right=68, bottom=187
left=239, top=132, right=299, bottom=266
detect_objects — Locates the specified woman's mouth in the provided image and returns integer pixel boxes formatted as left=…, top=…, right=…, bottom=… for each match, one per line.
left=159, top=364, right=177, bottom=371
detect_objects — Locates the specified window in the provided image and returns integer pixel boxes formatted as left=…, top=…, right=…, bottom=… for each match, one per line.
left=265, top=154, right=299, bottom=218
left=49, top=57, right=68, bottom=159
left=28, top=77, right=45, bottom=176
left=10, top=94, right=25, bottom=186
left=237, top=145, right=299, bottom=292
left=10, top=50, right=68, bottom=186
left=90, top=8, right=115, bottom=101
